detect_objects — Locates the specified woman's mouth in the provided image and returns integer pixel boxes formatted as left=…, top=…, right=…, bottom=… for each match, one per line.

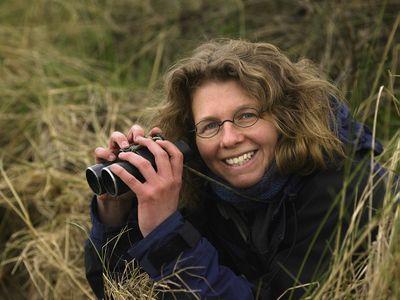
left=224, top=150, right=256, bottom=167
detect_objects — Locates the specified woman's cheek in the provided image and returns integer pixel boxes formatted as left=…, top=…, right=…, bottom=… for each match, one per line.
left=196, top=140, right=217, bottom=168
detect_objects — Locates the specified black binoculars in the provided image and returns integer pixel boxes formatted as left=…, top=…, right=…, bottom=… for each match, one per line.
left=86, top=135, right=192, bottom=196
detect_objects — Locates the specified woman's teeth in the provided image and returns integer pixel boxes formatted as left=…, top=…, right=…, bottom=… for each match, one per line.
left=225, top=151, right=255, bottom=166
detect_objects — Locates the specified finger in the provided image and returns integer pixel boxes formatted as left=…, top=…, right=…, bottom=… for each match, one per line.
left=118, top=151, right=158, bottom=182
left=109, top=131, right=130, bottom=151
left=135, top=136, right=172, bottom=178
left=155, top=140, right=184, bottom=179
left=94, top=147, right=117, bottom=163
left=149, top=127, right=163, bottom=137
left=127, top=124, right=145, bottom=144
left=109, top=164, right=143, bottom=194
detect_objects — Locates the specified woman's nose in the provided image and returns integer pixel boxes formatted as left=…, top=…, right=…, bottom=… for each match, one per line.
left=219, top=122, right=244, bottom=148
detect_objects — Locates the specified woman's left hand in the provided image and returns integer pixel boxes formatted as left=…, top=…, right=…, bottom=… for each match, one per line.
left=109, top=132, right=184, bottom=237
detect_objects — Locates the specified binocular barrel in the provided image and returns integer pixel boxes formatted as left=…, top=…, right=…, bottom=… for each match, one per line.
left=86, top=140, right=192, bottom=197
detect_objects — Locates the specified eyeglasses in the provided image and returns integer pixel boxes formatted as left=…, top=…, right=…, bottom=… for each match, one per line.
left=194, top=107, right=265, bottom=138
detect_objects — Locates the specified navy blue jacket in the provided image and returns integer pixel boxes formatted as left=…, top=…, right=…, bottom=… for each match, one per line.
left=85, top=154, right=385, bottom=299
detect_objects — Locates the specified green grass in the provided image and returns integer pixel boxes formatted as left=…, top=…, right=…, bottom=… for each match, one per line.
left=0, top=0, right=399, bottom=299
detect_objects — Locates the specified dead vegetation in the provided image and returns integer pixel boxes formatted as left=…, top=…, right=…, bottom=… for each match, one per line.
left=0, top=0, right=399, bottom=299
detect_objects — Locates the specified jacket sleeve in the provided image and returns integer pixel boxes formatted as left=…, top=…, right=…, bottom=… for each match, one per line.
left=84, top=196, right=143, bottom=299
left=128, top=210, right=255, bottom=299
left=85, top=196, right=255, bottom=299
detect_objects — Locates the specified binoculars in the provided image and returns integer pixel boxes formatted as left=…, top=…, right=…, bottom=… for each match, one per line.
left=86, top=135, right=192, bottom=196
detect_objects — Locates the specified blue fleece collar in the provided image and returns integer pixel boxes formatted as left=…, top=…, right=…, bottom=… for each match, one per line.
left=208, top=162, right=289, bottom=207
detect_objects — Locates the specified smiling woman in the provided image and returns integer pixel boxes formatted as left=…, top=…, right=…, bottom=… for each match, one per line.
left=84, top=39, right=386, bottom=299
left=193, top=80, right=279, bottom=188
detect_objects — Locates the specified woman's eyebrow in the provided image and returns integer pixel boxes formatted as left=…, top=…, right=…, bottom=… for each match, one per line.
left=196, top=115, right=219, bottom=124
left=196, top=104, right=259, bottom=122
left=234, top=104, right=259, bottom=111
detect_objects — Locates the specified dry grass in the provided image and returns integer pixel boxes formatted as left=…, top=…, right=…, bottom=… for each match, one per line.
left=0, top=0, right=399, bottom=299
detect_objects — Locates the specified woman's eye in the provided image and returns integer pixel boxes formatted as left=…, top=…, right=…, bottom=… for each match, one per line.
left=204, top=122, right=219, bottom=130
left=197, top=121, right=219, bottom=134
left=238, top=112, right=257, bottom=120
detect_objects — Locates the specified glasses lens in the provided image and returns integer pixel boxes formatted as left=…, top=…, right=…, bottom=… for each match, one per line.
left=234, top=107, right=259, bottom=127
left=196, top=120, right=220, bottom=138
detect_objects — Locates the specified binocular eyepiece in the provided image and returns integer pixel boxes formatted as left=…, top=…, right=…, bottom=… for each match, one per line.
left=86, top=136, right=192, bottom=197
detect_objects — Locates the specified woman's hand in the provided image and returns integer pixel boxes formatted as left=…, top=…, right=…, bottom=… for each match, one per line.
left=94, top=130, right=135, bottom=226
left=109, top=127, right=184, bottom=237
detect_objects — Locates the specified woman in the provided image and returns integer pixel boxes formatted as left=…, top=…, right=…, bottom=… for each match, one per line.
left=85, top=40, right=385, bottom=299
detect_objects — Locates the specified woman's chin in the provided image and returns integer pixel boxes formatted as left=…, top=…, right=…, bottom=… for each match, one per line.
left=223, top=173, right=265, bottom=189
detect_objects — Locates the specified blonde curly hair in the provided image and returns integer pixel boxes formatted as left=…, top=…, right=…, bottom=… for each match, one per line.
left=151, top=39, right=344, bottom=181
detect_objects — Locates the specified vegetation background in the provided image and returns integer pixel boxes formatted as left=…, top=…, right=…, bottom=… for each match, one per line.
left=0, top=0, right=399, bottom=299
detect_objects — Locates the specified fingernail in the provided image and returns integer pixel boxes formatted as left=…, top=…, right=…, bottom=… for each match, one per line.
left=108, top=154, right=116, bottom=160
left=122, top=142, right=129, bottom=148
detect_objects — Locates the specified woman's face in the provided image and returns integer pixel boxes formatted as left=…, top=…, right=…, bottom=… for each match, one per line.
left=192, top=80, right=279, bottom=188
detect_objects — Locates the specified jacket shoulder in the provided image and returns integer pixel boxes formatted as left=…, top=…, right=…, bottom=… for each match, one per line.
left=296, top=158, right=385, bottom=219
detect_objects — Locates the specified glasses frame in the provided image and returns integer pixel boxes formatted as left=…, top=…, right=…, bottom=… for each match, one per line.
left=193, top=107, right=266, bottom=139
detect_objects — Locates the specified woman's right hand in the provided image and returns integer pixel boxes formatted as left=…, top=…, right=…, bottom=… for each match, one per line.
left=94, top=128, right=143, bottom=226
left=94, top=125, right=162, bottom=226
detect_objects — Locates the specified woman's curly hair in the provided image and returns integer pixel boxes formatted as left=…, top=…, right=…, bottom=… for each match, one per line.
left=151, top=39, right=344, bottom=180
